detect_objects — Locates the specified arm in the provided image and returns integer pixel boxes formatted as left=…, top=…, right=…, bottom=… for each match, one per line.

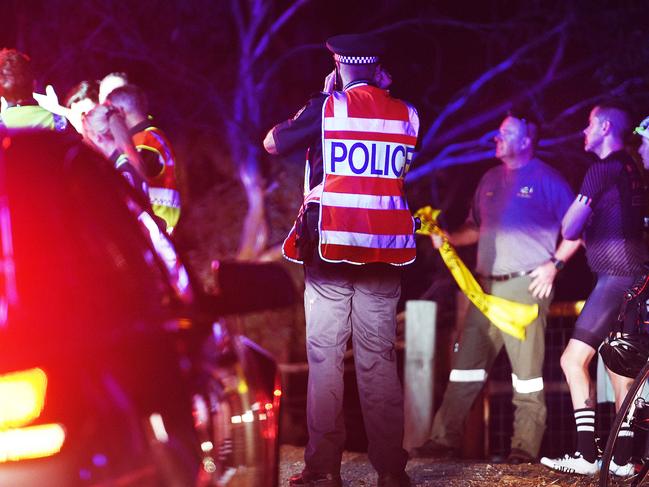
left=562, top=159, right=617, bottom=239
left=263, top=72, right=331, bottom=156
left=263, top=128, right=278, bottom=155
left=528, top=237, right=582, bottom=299
left=448, top=221, right=480, bottom=246
left=33, top=85, right=69, bottom=117
left=430, top=221, right=479, bottom=248
left=108, top=110, right=145, bottom=177
left=529, top=172, right=587, bottom=299
left=263, top=95, right=324, bottom=156
left=561, top=197, right=592, bottom=240
left=432, top=181, right=483, bottom=249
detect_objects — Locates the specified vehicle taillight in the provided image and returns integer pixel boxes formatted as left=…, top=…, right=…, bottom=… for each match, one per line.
left=0, top=424, right=65, bottom=462
left=0, top=368, right=47, bottom=428
left=0, top=368, right=66, bottom=462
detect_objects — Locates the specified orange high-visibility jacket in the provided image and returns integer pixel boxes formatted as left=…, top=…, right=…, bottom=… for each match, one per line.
left=132, top=125, right=181, bottom=233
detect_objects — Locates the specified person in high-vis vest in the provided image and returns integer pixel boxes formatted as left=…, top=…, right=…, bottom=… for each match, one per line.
left=264, top=34, right=418, bottom=487
left=0, top=49, right=67, bottom=131
left=414, top=113, right=581, bottom=464
left=106, top=84, right=181, bottom=234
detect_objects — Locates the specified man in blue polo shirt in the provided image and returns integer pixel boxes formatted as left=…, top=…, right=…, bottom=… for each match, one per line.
left=416, top=112, right=580, bottom=464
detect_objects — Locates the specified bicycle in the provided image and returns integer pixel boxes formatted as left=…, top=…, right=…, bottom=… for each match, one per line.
left=599, top=271, right=649, bottom=486
left=599, top=357, right=649, bottom=486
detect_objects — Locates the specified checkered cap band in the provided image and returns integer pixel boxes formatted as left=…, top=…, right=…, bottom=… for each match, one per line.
left=334, top=53, right=379, bottom=65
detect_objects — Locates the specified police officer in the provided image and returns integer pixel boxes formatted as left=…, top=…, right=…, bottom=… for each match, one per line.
left=264, top=34, right=418, bottom=487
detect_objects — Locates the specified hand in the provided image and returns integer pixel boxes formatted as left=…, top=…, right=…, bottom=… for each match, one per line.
left=430, top=231, right=447, bottom=249
left=0, top=96, right=6, bottom=113
left=33, top=85, right=67, bottom=116
left=322, top=69, right=336, bottom=94
left=108, top=111, right=145, bottom=175
left=263, top=129, right=278, bottom=154
left=528, top=261, right=557, bottom=299
left=375, top=65, right=392, bottom=90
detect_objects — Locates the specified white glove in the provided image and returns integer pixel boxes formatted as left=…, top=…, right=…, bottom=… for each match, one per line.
left=33, top=85, right=68, bottom=117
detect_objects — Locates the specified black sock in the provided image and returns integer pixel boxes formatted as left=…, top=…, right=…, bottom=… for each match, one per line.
left=575, top=408, right=597, bottom=462
left=613, top=419, right=634, bottom=465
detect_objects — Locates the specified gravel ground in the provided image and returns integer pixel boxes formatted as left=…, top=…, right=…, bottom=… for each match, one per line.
left=279, top=445, right=616, bottom=486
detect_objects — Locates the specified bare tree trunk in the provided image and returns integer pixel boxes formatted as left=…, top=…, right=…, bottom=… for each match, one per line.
left=237, top=155, right=269, bottom=260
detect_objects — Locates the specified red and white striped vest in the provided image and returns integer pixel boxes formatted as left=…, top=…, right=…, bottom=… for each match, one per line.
left=283, top=83, right=418, bottom=265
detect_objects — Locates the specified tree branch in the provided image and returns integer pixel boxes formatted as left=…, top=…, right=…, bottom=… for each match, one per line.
left=407, top=148, right=495, bottom=181
left=549, top=76, right=646, bottom=127
left=420, top=21, right=569, bottom=149
left=251, top=0, right=311, bottom=62
left=256, top=42, right=323, bottom=92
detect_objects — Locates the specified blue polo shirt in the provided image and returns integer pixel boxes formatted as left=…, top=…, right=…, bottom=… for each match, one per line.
left=470, top=158, right=574, bottom=275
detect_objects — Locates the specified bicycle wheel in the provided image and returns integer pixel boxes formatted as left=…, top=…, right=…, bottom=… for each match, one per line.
left=600, top=359, right=649, bottom=487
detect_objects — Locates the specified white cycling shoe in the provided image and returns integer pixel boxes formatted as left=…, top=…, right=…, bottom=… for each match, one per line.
left=608, top=459, right=635, bottom=477
left=540, top=452, right=599, bottom=475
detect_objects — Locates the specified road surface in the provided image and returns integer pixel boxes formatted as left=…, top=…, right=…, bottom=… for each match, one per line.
left=280, top=445, right=610, bottom=486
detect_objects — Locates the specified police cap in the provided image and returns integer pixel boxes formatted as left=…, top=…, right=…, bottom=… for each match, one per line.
left=326, top=33, right=384, bottom=65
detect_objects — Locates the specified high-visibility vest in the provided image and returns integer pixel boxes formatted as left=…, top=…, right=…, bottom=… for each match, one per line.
left=132, top=126, right=181, bottom=233
left=283, top=83, right=419, bottom=265
left=0, top=105, right=67, bottom=131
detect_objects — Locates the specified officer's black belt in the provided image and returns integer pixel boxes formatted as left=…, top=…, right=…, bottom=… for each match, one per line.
left=479, top=270, right=533, bottom=281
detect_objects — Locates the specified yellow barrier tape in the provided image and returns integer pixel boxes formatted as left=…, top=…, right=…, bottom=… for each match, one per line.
left=415, top=206, right=539, bottom=340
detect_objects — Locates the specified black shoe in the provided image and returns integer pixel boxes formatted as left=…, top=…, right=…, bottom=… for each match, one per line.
left=505, top=448, right=536, bottom=465
left=378, top=471, right=411, bottom=487
left=289, top=471, right=342, bottom=487
left=411, top=439, right=459, bottom=459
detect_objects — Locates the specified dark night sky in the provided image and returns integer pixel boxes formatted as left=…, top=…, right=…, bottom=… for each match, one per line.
left=4, top=1, right=648, bottom=145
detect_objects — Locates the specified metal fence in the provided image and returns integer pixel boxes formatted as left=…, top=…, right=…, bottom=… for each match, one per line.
left=277, top=301, right=616, bottom=459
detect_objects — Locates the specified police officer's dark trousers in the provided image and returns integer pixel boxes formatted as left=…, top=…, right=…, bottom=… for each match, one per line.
left=303, top=258, right=409, bottom=476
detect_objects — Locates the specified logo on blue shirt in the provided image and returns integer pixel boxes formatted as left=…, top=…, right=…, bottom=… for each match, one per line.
left=517, top=186, right=534, bottom=198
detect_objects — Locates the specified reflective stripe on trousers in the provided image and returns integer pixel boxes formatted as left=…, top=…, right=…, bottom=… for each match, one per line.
left=449, top=369, right=487, bottom=382
left=511, top=374, right=544, bottom=394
